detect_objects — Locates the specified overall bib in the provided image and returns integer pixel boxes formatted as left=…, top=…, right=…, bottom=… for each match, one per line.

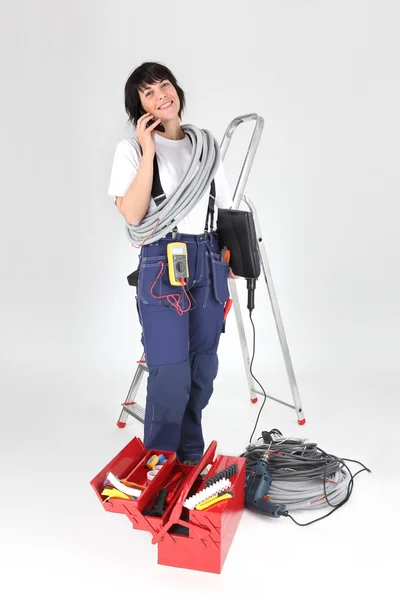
left=136, top=158, right=230, bottom=462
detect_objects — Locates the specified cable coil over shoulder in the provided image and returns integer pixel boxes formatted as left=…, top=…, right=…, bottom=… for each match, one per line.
left=125, top=124, right=221, bottom=245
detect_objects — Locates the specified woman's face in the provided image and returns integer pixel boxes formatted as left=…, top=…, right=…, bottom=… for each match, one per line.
left=139, top=79, right=180, bottom=122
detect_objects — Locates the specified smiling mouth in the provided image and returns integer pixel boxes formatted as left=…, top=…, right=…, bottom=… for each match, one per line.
left=158, top=100, right=173, bottom=110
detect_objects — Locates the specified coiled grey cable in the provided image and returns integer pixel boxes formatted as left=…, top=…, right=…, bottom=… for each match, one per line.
left=125, top=124, right=221, bottom=245
left=241, top=431, right=371, bottom=523
left=268, top=470, right=351, bottom=510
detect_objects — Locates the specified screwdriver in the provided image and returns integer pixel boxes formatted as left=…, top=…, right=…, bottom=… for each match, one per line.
left=165, top=472, right=184, bottom=504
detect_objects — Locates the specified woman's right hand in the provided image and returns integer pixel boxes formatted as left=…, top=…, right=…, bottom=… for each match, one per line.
left=136, top=112, right=162, bottom=157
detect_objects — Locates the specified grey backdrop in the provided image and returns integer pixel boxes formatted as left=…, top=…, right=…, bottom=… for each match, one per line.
left=1, top=1, right=398, bottom=598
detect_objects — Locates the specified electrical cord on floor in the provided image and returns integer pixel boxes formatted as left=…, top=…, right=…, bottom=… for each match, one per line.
left=243, top=302, right=371, bottom=525
left=248, top=309, right=268, bottom=445
left=283, top=462, right=369, bottom=526
left=241, top=430, right=371, bottom=526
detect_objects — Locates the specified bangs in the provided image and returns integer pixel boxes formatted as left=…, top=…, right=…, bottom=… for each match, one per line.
left=135, top=65, right=172, bottom=92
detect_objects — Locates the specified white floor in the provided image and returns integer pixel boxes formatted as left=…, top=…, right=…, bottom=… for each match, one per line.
left=1, top=360, right=398, bottom=600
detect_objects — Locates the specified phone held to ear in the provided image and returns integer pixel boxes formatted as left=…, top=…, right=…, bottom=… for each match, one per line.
left=139, top=107, right=165, bottom=133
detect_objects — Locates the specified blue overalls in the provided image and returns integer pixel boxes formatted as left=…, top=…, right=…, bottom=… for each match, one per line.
left=136, top=160, right=230, bottom=462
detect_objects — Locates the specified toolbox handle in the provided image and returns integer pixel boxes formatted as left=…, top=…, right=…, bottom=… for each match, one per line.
left=151, top=440, right=218, bottom=544
left=153, top=516, right=211, bottom=544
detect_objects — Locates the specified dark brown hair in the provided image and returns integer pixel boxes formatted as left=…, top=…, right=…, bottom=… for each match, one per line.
left=124, top=62, right=186, bottom=126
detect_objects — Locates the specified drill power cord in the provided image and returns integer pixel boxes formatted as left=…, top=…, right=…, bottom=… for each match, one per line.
left=234, top=225, right=371, bottom=526
left=241, top=430, right=371, bottom=526
left=248, top=309, right=267, bottom=444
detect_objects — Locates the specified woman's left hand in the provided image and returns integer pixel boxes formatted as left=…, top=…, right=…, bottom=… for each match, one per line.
left=228, top=267, right=240, bottom=279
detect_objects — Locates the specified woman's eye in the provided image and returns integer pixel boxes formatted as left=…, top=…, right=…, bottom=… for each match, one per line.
left=163, top=82, right=169, bottom=87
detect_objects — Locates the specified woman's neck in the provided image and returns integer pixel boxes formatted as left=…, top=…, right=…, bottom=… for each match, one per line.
left=156, top=118, right=185, bottom=141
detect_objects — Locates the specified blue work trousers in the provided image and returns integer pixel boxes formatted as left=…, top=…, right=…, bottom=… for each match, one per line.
left=136, top=232, right=230, bottom=462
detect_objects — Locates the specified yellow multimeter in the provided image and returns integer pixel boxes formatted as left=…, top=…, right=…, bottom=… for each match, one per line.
left=167, top=242, right=189, bottom=286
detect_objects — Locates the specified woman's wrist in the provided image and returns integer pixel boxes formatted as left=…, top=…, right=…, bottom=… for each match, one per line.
left=141, top=149, right=155, bottom=162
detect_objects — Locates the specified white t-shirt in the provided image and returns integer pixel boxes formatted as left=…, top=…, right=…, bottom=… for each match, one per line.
left=108, top=130, right=232, bottom=235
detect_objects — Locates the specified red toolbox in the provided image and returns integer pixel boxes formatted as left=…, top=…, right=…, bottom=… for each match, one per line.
left=90, top=437, right=246, bottom=574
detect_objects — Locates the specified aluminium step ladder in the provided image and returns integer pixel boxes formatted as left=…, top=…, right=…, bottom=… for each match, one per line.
left=117, top=113, right=306, bottom=429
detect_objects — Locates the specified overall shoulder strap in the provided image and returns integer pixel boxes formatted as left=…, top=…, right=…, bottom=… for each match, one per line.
left=149, top=149, right=217, bottom=232
left=204, top=179, right=216, bottom=236
left=151, top=154, right=166, bottom=206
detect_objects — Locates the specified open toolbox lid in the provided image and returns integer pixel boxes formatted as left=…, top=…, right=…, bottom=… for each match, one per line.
left=151, top=440, right=218, bottom=545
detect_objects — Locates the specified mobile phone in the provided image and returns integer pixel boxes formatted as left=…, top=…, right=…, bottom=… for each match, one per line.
left=139, top=107, right=165, bottom=133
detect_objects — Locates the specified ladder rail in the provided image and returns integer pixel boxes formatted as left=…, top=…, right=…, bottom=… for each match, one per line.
left=117, top=352, right=147, bottom=427
left=219, top=113, right=264, bottom=209
left=243, top=195, right=305, bottom=424
left=227, top=279, right=257, bottom=403
left=220, top=113, right=265, bottom=404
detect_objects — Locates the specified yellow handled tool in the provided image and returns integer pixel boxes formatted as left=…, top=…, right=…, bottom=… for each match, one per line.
left=195, top=492, right=233, bottom=511
left=101, top=487, right=132, bottom=501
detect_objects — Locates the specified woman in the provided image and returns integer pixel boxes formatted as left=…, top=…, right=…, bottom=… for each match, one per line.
left=108, top=62, right=237, bottom=464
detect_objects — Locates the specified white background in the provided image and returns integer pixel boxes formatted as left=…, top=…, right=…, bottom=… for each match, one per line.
left=1, top=1, right=399, bottom=598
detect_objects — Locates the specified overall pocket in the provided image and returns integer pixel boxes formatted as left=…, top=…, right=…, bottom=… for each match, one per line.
left=209, top=257, right=230, bottom=305
left=138, top=260, right=181, bottom=306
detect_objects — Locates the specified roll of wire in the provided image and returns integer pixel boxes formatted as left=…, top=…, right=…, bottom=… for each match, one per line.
left=241, top=428, right=371, bottom=526
left=125, top=124, right=220, bottom=245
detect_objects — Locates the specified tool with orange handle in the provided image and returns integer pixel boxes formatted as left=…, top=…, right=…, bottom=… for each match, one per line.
left=222, top=298, right=233, bottom=333
left=221, top=246, right=231, bottom=263
left=120, top=479, right=146, bottom=491
left=220, top=246, right=232, bottom=333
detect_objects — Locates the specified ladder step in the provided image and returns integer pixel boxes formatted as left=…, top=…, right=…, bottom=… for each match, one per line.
left=251, top=388, right=296, bottom=411
left=123, top=402, right=145, bottom=424
left=137, top=360, right=149, bottom=372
